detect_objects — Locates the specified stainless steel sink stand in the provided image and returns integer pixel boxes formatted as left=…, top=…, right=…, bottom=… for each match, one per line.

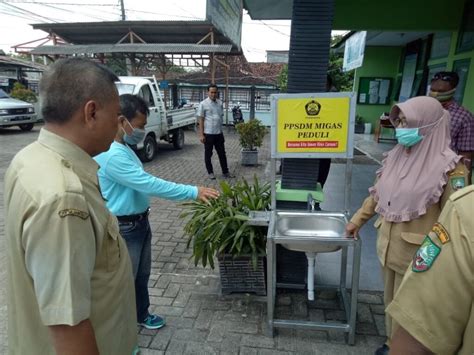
left=262, top=92, right=360, bottom=344
left=266, top=209, right=361, bottom=344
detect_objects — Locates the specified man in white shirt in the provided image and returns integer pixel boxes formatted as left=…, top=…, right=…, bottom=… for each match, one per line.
left=197, top=84, right=234, bottom=180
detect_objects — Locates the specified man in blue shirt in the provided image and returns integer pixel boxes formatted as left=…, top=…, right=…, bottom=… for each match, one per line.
left=95, top=94, right=219, bottom=330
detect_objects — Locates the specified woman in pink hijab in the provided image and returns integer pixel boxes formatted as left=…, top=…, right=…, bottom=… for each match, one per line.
left=346, top=96, right=469, bottom=355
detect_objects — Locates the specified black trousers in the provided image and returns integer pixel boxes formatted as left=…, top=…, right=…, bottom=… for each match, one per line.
left=317, top=158, right=331, bottom=188
left=204, top=133, right=229, bottom=174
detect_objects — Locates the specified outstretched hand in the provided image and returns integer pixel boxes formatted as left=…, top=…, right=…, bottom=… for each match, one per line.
left=197, top=186, right=220, bottom=203
left=345, top=222, right=360, bottom=240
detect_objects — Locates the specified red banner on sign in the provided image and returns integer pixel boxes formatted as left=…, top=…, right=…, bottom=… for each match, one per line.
left=286, top=141, right=339, bottom=148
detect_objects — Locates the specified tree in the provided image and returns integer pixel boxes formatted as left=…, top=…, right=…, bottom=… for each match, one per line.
left=277, top=34, right=354, bottom=92
left=10, top=82, right=37, bottom=103
left=277, top=64, right=288, bottom=92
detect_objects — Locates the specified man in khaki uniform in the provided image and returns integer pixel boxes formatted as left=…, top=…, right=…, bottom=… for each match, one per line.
left=388, top=185, right=473, bottom=355
left=4, top=58, right=138, bottom=354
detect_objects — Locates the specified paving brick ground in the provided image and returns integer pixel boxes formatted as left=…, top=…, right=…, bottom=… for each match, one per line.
left=0, top=125, right=386, bottom=354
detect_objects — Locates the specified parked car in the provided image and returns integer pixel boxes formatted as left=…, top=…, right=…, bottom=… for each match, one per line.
left=116, top=76, right=196, bottom=162
left=0, top=88, right=37, bottom=131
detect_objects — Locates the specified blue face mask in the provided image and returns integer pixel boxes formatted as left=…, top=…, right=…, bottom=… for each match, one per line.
left=122, top=119, right=146, bottom=145
left=395, top=128, right=423, bottom=147
left=395, top=117, right=443, bottom=147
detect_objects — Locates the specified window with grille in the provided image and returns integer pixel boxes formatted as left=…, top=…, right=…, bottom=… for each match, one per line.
left=229, top=89, right=249, bottom=109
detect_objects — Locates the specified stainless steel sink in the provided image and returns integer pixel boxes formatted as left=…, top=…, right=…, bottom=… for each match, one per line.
left=273, top=211, right=349, bottom=253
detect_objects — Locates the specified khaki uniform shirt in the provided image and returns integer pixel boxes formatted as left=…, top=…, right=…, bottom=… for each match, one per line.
left=4, top=129, right=137, bottom=355
left=387, top=185, right=474, bottom=355
left=351, top=162, right=469, bottom=275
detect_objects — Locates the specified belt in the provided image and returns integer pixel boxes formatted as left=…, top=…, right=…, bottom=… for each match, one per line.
left=116, top=208, right=150, bottom=223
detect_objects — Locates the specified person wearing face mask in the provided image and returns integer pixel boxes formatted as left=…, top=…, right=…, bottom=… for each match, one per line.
left=345, top=96, right=469, bottom=355
left=429, top=71, right=473, bottom=175
left=94, top=94, right=219, bottom=331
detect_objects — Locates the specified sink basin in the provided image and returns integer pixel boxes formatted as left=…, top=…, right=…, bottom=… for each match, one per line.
left=273, top=211, right=349, bottom=253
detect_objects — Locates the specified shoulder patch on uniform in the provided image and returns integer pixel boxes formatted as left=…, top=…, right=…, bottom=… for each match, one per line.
left=58, top=209, right=89, bottom=220
left=450, top=177, right=466, bottom=191
left=412, top=236, right=441, bottom=273
left=431, top=222, right=450, bottom=244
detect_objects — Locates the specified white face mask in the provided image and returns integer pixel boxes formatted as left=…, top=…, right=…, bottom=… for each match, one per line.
left=122, top=119, right=145, bottom=145
left=429, top=88, right=456, bottom=102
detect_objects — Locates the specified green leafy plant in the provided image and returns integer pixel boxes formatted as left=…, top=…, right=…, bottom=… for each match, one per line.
left=181, top=176, right=271, bottom=269
left=277, top=65, right=288, bottom=92
left=10, top=82, right=37, bottom=103
left=356, top=114, right=364, bottom=124
left=235, top=118, right=267, bottom=151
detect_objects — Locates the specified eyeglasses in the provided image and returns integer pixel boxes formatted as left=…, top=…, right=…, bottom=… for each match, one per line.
left=431, top=73, right=455, bottom=82
left=390, top=116, right=407, bottom=128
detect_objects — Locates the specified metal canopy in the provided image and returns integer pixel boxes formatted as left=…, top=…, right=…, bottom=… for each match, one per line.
left=32, top=20, right=240, bottom=52
left=243, top=0, right=466, bottom=31
left=0, top=56, right=46, bottom=72
left=29, top=44, right=232, bottom=56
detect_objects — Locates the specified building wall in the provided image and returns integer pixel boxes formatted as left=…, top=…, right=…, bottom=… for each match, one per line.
left=355, top=31, right=474, bottom=133
left=353, top=46, right=403, bottom=131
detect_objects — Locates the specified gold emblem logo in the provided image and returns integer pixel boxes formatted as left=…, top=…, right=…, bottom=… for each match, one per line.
left=305, top=100, right=321, bottom=116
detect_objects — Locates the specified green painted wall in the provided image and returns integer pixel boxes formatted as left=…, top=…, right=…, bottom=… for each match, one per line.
left=428, top=31, right=474, bottom=112
left=334, top=0, right=465, bottom=31
left=354, top=31, right=474, bottom=132
left=353, top=46, right=402, bottom=132
left=245, top=0, right=466, bottom=31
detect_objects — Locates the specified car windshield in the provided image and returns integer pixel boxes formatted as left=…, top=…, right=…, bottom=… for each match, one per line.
left=116, top=83, right=135, bottom=95
left=0, top=89, right=10, bottom=99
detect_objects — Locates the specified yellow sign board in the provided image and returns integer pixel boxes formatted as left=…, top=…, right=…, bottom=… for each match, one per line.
left=277, top=97, right=351, bottom=153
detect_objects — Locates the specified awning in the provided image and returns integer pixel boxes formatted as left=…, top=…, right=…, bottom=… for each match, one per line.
left=29, top=43, right=233, bottom=56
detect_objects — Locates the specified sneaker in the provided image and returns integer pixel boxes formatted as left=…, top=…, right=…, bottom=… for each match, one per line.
left=139, top=314, right=166, bottom=330
left=223, top=172, right=235, bottom=178
left=374, top=344, right=389, bottom=355
left=208, top=173, right=216, bottom=180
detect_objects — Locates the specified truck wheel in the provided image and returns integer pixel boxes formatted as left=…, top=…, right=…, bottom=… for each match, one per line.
left=139, top=135, right=157, bottom=162
left=19, top=123, right=34, bottom=131
left=172, top=129, right=185, bottom=150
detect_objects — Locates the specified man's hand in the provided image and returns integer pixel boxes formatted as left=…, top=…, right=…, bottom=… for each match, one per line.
left=198, top=117, right=205, bottom=144
left=391, top=326, right=432, bottom=355
left=197, top=187, right=219, bottom=202
left=345, top=222, right=361, bottom=240
left=48, top=319, right=99, bottom=355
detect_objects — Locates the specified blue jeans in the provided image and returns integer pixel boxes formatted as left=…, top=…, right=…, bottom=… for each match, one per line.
left=118, top=216, right=151, bottom=323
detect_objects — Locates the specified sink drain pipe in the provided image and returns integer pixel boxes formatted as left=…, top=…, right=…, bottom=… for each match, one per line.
left=305, top=252, right=316, bottom=300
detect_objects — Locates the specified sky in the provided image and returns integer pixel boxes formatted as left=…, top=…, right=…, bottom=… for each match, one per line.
left=0, top=0, right=299, bottom=62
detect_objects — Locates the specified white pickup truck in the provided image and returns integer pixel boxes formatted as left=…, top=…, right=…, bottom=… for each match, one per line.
left=0, top=88, right=37, bottom=131
left=116, top=76, right=196, bottom=162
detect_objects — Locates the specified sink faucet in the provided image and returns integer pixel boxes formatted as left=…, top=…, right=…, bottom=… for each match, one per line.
left=307, top=193, right=316, bottom=212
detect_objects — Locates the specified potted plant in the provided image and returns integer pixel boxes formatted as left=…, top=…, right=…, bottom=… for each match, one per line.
left=235, top=118, right=267, bottom=166
left=355, top=114, right=365, bottom=134
left=181, top=176, right=271, bottom=295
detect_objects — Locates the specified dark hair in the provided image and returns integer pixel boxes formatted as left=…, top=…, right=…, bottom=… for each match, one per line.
left=431, top=71, right=459, bottom=88
left=207, top=83, right=218, bottom=91
left=39, top=58, right=119, bottom=123
left=119, top=94, right=149, bottom=121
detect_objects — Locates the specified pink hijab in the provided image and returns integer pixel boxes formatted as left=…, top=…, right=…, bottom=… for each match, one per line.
left=369, top=96, right=460, bottom=222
